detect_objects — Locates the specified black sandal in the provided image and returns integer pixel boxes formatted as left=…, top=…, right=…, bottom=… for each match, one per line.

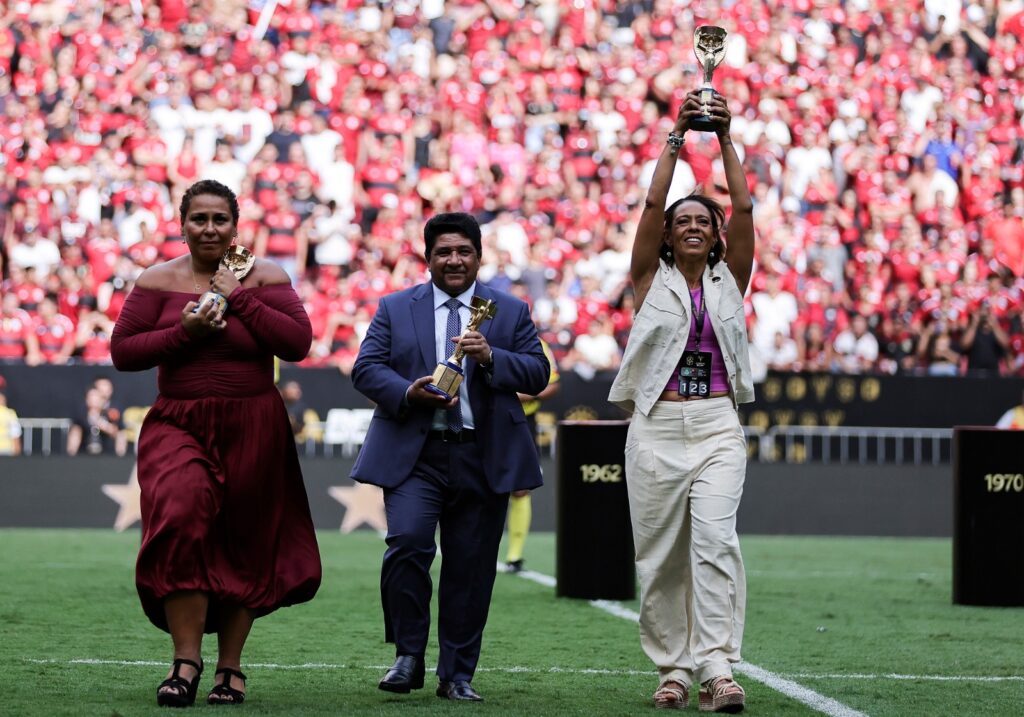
left=156, top=657, right=204, bottom=707
left=207, top=667, right=247, bottom=705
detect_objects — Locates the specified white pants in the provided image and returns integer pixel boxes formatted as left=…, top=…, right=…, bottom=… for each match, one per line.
left=624, top=397, right=747, bottom=688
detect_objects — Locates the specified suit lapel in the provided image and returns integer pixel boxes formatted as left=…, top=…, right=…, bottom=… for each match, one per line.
left=463, top=284, right=496, bottom=389
left=411, top=283, right=436, bottom=373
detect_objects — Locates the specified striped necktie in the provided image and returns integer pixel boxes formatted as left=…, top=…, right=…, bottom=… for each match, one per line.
left=444, top=297, right=464, bottom=433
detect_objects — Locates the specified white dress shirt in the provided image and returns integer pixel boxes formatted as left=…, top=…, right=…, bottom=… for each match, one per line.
left=431, top=282, right=479, bottom=430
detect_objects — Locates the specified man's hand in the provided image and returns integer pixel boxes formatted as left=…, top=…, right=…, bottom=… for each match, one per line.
left=406, top=375, right=460, bottom=409
left=453, top=330, right=492, bottom=365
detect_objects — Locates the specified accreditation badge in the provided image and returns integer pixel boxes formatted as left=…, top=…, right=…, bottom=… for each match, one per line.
left=678, top=350, right=712, bottom=398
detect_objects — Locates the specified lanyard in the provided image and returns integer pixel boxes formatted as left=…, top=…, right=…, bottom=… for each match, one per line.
left=688, top=280, right=705, bottom=350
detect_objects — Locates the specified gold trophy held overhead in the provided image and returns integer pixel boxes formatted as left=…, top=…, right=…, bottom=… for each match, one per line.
left=690, top=25, right=728, bottom=133
left=425, top=296, right=498, bottom=401
left=193, top=244, right=256, bottom=315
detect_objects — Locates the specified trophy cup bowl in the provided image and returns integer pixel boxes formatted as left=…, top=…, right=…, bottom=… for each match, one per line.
left=193, top=244, right=256, bottom=315
left=690, top=25, right=728, bottom=133
left=424, top=296, right=498, bottom=400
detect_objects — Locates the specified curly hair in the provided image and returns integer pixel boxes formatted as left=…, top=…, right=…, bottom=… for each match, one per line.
left=660, top=193, right=727, bottom=268
left=423, top=211, right=482, bottom=260
left=179, top=179, right=240, bottom=226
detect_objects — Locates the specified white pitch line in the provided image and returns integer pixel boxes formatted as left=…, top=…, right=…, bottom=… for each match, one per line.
left=23, top=659, right=1024, bottom=684
left=512, top=568, right=869, bottom=717
left=787, top=672, right=1024, bottom=683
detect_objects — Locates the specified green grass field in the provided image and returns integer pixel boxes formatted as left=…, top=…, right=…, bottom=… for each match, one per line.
left=0, top=530, right=1019, bottom=716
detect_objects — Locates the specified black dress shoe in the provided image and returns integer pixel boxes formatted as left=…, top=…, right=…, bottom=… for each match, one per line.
left=378, top=655, right=424, bottom=693
left=436, top=680, right=483, bottom=701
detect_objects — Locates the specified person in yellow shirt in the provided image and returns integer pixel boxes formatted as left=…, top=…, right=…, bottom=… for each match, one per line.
left=0, top=379, right=22, bottom=456
left=505, top=338, right=560, bottom=572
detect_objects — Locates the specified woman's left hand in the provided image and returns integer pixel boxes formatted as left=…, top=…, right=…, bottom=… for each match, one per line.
left=209, top=267, right=242, bottom=297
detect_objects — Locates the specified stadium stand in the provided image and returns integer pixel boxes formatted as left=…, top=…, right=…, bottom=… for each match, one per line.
left=0, top=0, right=1021, bottom=379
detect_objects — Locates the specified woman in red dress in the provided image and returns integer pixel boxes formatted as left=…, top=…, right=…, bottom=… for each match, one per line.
left=111, top=180, right=321, bottom=707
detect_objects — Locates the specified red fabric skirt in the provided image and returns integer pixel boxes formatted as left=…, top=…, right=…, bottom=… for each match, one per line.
left=135, top=388, right=321, bottom=633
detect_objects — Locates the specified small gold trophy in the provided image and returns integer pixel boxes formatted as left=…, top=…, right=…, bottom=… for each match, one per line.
left=193, top=245, right=256, bottom=315
left=425, top=296, right=498, bottom=401
left=691, top=25, right=728, bottom=133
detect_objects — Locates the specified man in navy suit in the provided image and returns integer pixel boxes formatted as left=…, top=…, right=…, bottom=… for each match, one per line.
left=351, top=212, right=549, bottom=702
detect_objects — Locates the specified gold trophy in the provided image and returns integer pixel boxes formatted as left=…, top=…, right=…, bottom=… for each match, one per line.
left=193, top=244, right=256, bottom=315
left=691, top=25, right=728, bottom=132
left=425, top=296, right=498, bottom=401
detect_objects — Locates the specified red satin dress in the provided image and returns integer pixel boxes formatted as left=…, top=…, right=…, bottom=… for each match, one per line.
left=111, top=284, right=321, bottom=633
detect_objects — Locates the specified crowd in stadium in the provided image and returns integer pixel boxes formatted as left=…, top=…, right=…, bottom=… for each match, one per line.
left=0, top=0, right=1022, bottom=379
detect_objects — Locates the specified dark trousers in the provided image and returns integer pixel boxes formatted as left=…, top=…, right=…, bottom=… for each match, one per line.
left=381, top=437, right=509, bottom=683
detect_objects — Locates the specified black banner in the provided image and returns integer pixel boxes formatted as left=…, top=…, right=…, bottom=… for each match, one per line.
left=2, top=364, right=1021, bottom=429
left=0, top=456, right=951, bottom=537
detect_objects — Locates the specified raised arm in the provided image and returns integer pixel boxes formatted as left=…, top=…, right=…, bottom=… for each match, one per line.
left=632, top=92, right=703, bottom=307
left=716, top=102, right=755, bottom=294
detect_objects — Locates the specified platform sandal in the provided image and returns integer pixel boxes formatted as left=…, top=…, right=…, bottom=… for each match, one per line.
left=207, top=667, right=247, bottom=705
left=156, top=658, right=204, bottom=708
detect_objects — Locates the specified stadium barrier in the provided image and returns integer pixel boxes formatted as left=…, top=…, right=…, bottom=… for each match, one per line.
left=18, top=419, right=72, bottom=456
left=18, top=418, right=951, bottom=466
left=762, top=426, right=952, bottom=465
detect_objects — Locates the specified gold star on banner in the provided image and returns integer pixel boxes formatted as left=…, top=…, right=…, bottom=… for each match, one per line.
left=102, top=462, right=142, bottom=532
left=328, top=483, right=387, bottom=534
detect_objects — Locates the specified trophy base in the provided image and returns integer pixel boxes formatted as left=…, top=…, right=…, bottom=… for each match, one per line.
left=423, top=384, right=455, bottom=401
left=193, top=292, right=228, bottom=314
left=426, top=362, right=464, bottom=401
left=688, top=117, right=718, bottom=132
left=690, top=88, right=720, bottom=133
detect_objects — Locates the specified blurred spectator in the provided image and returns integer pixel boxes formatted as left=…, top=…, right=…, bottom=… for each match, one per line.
left=75, top=302, right=117, bottom=364
left=33, top=296, right=75, bottom=365
left=764, top=331, right=799, bottom=372
left=8, top=230, right=61, bottom=278
left=796, top=323, right=833, bottom=373
left=66, top=385, right=126, bottom=456
left=203, top=142, right=247, bottom=196
left=279, top=380, right=309, bottom=437
left=562, top=316, right=621, bottom=379
left=0, top=292, right=42, bottom=365
left=750, top=273, right=798, bottom=355
left=833, top=315, right=880, bottom=374
left=960, top=300, right=1010, bottom=375
left=916, top=323, right=962, bottom=377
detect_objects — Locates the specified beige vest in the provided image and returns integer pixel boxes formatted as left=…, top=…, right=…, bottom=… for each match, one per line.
left=608, top=260, right=755, bottom=416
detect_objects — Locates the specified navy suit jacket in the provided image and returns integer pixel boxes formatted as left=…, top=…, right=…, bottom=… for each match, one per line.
left=350, top=281, right=549, bottom=493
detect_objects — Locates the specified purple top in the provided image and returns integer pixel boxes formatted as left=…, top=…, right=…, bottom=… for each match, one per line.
left=663, top=286, right=730, bottom=395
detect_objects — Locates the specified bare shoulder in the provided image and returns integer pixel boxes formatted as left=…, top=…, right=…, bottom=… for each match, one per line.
left=252, top=259, right=292, bottom=286
left=134, top=258, right=184, bottom=290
